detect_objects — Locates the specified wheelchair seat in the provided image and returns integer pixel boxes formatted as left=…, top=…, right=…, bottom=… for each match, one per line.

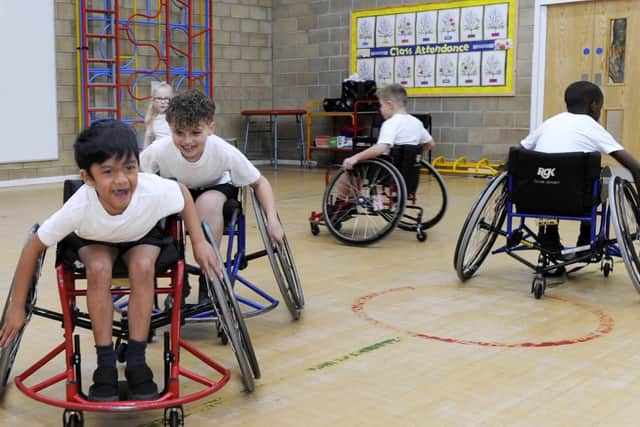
left=507, top=147, right=601, bottom=217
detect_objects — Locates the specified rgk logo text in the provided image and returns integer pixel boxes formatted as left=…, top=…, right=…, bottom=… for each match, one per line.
left=537, top=167, right=555, bottom=179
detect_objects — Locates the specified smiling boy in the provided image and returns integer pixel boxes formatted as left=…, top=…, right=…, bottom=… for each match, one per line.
left=140, top=90, right=283, bottom=249
left=0, top=120, right=217, bottom=401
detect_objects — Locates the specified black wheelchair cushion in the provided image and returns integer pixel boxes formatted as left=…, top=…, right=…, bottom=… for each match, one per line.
left=390, top=144, right=423, bottom=195
left=507, top=147, right=601, bottom=216
left=56, top=235, right=180, bottom=276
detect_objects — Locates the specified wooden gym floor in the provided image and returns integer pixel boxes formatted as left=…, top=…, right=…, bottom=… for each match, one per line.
left=1, top=166, right=640, bottom=427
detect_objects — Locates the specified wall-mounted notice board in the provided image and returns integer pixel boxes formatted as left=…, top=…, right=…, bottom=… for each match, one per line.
left=350, top=0, right=517, bottom=96
left=0, top=1, right=58, bottom=163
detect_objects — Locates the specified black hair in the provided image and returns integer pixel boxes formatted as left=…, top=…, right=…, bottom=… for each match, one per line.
left=165, top=89, right=216, bottom=130
left=564, top=81, right=603, bottom=114
left=74, top=119, right=139, bottom=177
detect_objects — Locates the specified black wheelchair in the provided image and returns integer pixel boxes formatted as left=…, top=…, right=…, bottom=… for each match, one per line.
left=310, top=144, right=448, bottom=245
left=454, top=146, right=640, bottom=299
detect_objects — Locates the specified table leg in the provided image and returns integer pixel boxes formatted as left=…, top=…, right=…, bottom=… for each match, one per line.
left=242, top=116, right=251, bottom=155
left=297, top=114, right=305, bottom=167
left=272, top=115, right=279, bottom=169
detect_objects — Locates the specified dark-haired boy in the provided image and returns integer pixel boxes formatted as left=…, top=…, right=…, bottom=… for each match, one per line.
left=140, top=89, right=283, bottom=249
left=0, top=120, right=217, bottom=402
left=521, top=80, right=640, bottom=250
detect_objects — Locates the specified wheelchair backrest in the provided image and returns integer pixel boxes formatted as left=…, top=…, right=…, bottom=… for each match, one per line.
left=390, top=144, right=423, bottom=195
left=507, top=146, right=601, bottom=216
left=63, top=179, right=84, bottom=202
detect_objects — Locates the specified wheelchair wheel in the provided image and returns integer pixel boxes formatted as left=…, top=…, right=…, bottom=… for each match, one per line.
left=163, top=407, right=183, bottom=427
left=454, top=173, right=508, bottom=280
left=202, top=222, right=260, bottom=390
left=63, top=410, right=84, bottom=427
left=531, top=274, right=546, bottom=299
left=609, top=176, right=640, bottom=292
left=250, top=188, right=304, bottom=320
left=0, top=225, right=45, bottom=395
left=323, top=158, right=406, bottom=245
left=398, top=160, right=448, bottom=232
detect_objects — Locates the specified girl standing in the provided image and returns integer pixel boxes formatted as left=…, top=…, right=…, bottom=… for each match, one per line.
left=143, top=82, right=173, bottom=149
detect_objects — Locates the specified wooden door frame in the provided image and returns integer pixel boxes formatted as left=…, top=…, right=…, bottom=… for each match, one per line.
left=531, top=0, right=591, bottom=130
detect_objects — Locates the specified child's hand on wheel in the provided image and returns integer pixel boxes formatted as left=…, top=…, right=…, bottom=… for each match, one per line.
left=193, top=240, right=221, bottom=279
left=0, top=303, right=26, bottom=348
left=342, top=156, right=358, bottom=170
left=267, top=217, right=284, bottom=247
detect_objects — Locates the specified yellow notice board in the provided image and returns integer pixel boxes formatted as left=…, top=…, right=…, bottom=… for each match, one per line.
left=351, top=0, right=517, bottom=96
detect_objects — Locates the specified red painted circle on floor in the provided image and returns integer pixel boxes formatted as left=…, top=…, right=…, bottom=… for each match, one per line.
left=352, top=286, right=614, bottom=347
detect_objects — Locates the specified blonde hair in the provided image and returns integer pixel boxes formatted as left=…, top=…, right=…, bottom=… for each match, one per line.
left=144, top=81, right=174, bottom=127
left=377, top=83, right=408, bottom=106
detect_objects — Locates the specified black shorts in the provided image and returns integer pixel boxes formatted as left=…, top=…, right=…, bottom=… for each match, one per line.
left=58, top=221, right=179, bottom=274
left=189, top=183, right=239, bottom=202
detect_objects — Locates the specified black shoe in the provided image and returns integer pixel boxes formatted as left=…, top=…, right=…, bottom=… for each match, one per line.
left=198, top=274, right=212, bottom=305
left=88, top=366, right=119, bottom=402
left=539, top=234, right=563, bottom=253
left=125, top=364, right=159, bottom=401
left=576, top=234, right=591, bottom=248
left=577, top=222, right=592, bottom=247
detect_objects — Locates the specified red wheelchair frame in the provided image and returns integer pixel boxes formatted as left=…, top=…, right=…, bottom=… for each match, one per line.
left=4, top=217, right=230, bottom=426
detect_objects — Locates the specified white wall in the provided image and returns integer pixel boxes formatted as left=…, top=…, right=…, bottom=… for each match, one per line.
left=0, top=1, right=58, bottom=163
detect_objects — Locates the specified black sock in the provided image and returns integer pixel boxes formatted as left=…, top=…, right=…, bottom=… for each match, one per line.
left=96, top=344, right=116, bottom=369
left=126, top=339, right=147, bottom=368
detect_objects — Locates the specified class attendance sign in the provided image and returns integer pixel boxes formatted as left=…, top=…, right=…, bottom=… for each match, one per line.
left=351, top=0, right=516, bottom=96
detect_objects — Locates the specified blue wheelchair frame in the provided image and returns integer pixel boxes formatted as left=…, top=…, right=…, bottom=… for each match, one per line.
left=495, top=173, right=621, bottom=290
left=188, top=195, right=279, bottom=319
left=182, top=187, right=303, bottom=321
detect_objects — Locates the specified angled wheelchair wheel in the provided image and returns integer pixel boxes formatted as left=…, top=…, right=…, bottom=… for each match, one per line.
left=323, top=158, right=407, bottom=245
left=398, top=160, right=448, bottom=232
left=250, top=188, right=304, bottom=320
left=0, top=225, right=45, bottom=395
left=202, top=222, right=260, bottom=390
left=609, top=176, right=640, bottom=292
left=454, top=172, right=508, bottom=281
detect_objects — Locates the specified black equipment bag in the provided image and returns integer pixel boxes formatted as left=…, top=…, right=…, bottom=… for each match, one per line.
left=323, top=80, right=378, bottom=112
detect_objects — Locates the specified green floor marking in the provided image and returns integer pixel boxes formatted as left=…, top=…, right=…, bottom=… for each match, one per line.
left=307, top=337, right=401, bottom=371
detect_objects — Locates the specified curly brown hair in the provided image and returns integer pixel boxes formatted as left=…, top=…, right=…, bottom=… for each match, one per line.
left=165, top=89, right=216, bottom=130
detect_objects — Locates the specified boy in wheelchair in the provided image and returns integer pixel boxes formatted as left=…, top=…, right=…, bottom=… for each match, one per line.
left=0, top=120, right=218, bottom=402
left=341, top=83, right=433, bottom=172
left=140, top=89, right=284, bottom=251
left=520, top=80, right=640, bottom=253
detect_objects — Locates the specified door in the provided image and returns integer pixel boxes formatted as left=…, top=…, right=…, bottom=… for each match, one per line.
left=544, top=0, right=640, bottom=158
